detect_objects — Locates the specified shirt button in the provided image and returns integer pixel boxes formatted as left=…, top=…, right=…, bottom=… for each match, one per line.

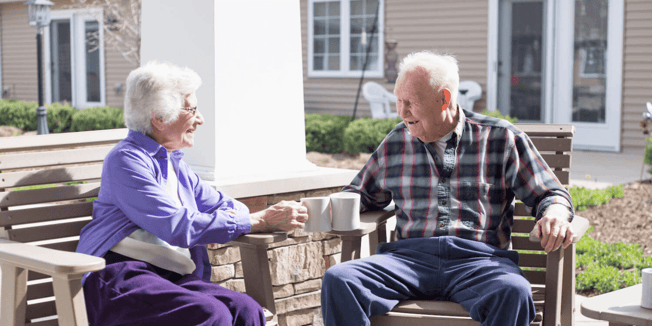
left=442, top=200, right=447, bottom=205
left=439, top=222, right=445, bottom=227
left=441, top=178, right=446, bottom=183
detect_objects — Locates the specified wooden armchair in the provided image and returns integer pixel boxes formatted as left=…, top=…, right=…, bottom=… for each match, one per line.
left=329, top=124, right=590, bottom=326
left=0, top=129, right=279, bottom=326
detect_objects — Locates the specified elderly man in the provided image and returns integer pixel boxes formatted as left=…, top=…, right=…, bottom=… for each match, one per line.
left=321, top=51, right=574, bottom=326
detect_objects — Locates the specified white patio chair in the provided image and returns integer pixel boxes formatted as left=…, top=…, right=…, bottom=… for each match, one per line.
left=458, top=80, right=483, bottom=111
left=362, top=81, right=399, bottom=119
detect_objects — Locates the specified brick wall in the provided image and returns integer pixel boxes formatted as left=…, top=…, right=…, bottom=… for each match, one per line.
left=207, top=187, right=343, bottom=326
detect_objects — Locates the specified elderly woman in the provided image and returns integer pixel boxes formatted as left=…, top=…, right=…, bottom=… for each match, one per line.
left=76, top=61, right=308, bottom=326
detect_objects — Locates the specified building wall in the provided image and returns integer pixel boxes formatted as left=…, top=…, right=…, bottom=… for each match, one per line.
left=0, top=2, right=38, bottom=101
left=301, top=0, right=489, bottom=117
left=0, top=0, right=136, bottom=108
left=621, top=0, right=652, bottom=149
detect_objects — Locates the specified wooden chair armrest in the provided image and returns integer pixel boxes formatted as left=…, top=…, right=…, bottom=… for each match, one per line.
left=528, top=215, right=590, bottom=244
left=328, top=205, right=396, bottom=237
left=229, top=232, right=289, bottom=246
left=0, top=238, right=105, bottom=276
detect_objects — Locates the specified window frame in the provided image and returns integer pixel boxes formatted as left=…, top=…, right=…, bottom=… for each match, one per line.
left=307, top=0, right=385, bottom=78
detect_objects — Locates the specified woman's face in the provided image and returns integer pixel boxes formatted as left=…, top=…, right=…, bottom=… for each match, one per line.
left=157, top=92, right=204, bottom=151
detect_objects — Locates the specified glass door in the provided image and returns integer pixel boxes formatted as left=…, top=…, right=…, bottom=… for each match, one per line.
left=45, top=9, right=105, bottom=109
left=497, top=0, right=548, bottom=122
left=553, top=0, right=623, bottom=151
left=50, top=19, right=73, bottom=104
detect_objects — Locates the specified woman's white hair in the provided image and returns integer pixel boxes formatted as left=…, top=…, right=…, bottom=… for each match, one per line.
left=124, top=61, right=202, bottom=134
left=395, top=51, right=460, bottom=107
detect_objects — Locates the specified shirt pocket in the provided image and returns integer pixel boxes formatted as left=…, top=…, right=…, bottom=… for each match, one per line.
left=455, top=181, right=498, bottom=230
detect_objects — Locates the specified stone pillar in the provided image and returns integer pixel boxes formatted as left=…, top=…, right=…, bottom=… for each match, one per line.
left=141, top=0, right=314, bottom=181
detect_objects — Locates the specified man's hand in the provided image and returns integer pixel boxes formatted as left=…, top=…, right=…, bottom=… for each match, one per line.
left=249, top=200, right=309, bottom=233
left=531, top=204, right=574, bottom=253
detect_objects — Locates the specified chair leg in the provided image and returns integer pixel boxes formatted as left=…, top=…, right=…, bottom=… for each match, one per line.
left=543, top=248, right=564, bottom=326
left=0, top=264, right=28, bottom=326
left=239, top=244, right=277, bottom=318
left=561, top=244, right=576, bottom=326
left=340, top=236, right=362, bottom=262
left=52, top=274, right=89, bottom=326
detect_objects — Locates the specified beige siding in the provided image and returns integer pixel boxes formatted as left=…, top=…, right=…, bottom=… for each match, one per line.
left=1, top=2, right=39, bottom=102
left=0, top=0, right=135, bottom=108
left=621, top=0, right=652, bottom=149
left=302, top=0, right=489, bottom=117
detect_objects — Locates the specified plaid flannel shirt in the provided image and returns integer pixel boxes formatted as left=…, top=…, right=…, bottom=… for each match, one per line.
left=343, top=108, right=574, bottom=250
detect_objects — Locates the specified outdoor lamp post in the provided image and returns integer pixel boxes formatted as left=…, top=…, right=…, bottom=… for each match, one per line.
left=25, top=0, right=54, bottom=135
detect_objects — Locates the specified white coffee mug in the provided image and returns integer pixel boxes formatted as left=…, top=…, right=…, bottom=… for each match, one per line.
left=300, top=197, right=332, bottom=232
left=642, top=268, right=652, bottom=309
left=329, top=192, right=361, bottom=231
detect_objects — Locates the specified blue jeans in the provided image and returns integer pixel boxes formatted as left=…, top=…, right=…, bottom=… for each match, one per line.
left=321, top=236, right=535, bottom=326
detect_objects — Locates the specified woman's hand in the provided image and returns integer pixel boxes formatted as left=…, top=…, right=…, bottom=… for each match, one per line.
left=249, top=200, right=309, bottom=233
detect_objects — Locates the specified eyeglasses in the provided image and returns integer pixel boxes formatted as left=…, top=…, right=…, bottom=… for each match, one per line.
left=181, top=107, right=198, bottom=115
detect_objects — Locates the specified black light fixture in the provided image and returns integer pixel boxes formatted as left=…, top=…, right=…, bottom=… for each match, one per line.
left=25, top=0, right=54, bottom=135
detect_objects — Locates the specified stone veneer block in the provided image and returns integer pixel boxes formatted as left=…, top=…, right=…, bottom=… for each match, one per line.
left=278, top=307, right=321, bottom=326
left=293, top=279, right=322, bottom=295
left=311, top=232, right=339, bottom=241
left=313, top=307, right=325, bottom=326
left=208, top=246, right=241, bottom=265
left=268, top=242, right=325, bottom=286
left=274, top=290, right=321, bottom=315
left=237, top=195, right=267, bottom=213
left=267, top=191, right=306, bottom=204
left=206, top=242, right=230, bottom=250
left=305, top=187, right=341, bottom=198
left=217, top=279, right=246, bottom=293
left=327, top=253, right=341, bottom=269
left=289, top=228, right=309, bottom=238
left=273, top=284, right=295, bottom=299
left=266, top=235, right=313, bottom=249
left=235, top=261, right=243, bottom=278
left=323, top=238, right=342, bottom=256
left=210, top=264, right=235, bottom=283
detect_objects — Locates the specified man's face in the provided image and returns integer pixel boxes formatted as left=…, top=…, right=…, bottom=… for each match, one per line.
left=395, top=68, right=447, bottom=143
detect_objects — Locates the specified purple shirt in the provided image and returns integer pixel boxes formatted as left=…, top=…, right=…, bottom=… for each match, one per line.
left=77, top=129, right=251, bottom=282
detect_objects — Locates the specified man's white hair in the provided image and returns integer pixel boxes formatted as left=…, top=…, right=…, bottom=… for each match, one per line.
left=124, top=61, right=202, bottom=134
left=395, top=51, right=460, bottom=108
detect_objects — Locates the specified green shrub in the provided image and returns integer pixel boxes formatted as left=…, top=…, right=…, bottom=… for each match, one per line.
left=569, top=185, right=624, bottom=211
left=305, top=114, right=352, bottom=153
left=47, top=102, right=76, bottom=133
left=575, top=227, right=651, bottom=294
left=0, top=99, right=37, bottom=131
left=479, top=109, right=518, bottom=124
left=70, top=106, right=125, bottom=132
left=644, top=138, right=652, bottom=168
left=343, top=117, right=402, bottom=155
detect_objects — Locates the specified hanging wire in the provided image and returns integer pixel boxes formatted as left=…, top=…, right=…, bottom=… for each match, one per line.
left=351, top=1, right=381, bottom=120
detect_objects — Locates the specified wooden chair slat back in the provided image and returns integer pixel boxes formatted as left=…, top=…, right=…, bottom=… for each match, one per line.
left=7, top=219, right=90, bottom=243
left=0, top=145, right=113, bottom=170
left=0, top=164, right=103, bottom=189
left=0, top=129, right=127, bottom=153
left=0, top=183, right=100, bottom=208
left=0, top=201, right=94, bottom=227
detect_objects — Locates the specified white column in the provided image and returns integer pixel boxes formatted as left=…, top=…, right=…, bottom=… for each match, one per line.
left=141, top=0, right=316, bottom=182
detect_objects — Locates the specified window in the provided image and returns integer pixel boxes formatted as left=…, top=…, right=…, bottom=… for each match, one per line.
left=308, top=0, right=384, bottom=78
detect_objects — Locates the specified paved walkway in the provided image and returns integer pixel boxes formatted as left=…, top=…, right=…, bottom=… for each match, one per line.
left=570, top=147, right=649, bottom=188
